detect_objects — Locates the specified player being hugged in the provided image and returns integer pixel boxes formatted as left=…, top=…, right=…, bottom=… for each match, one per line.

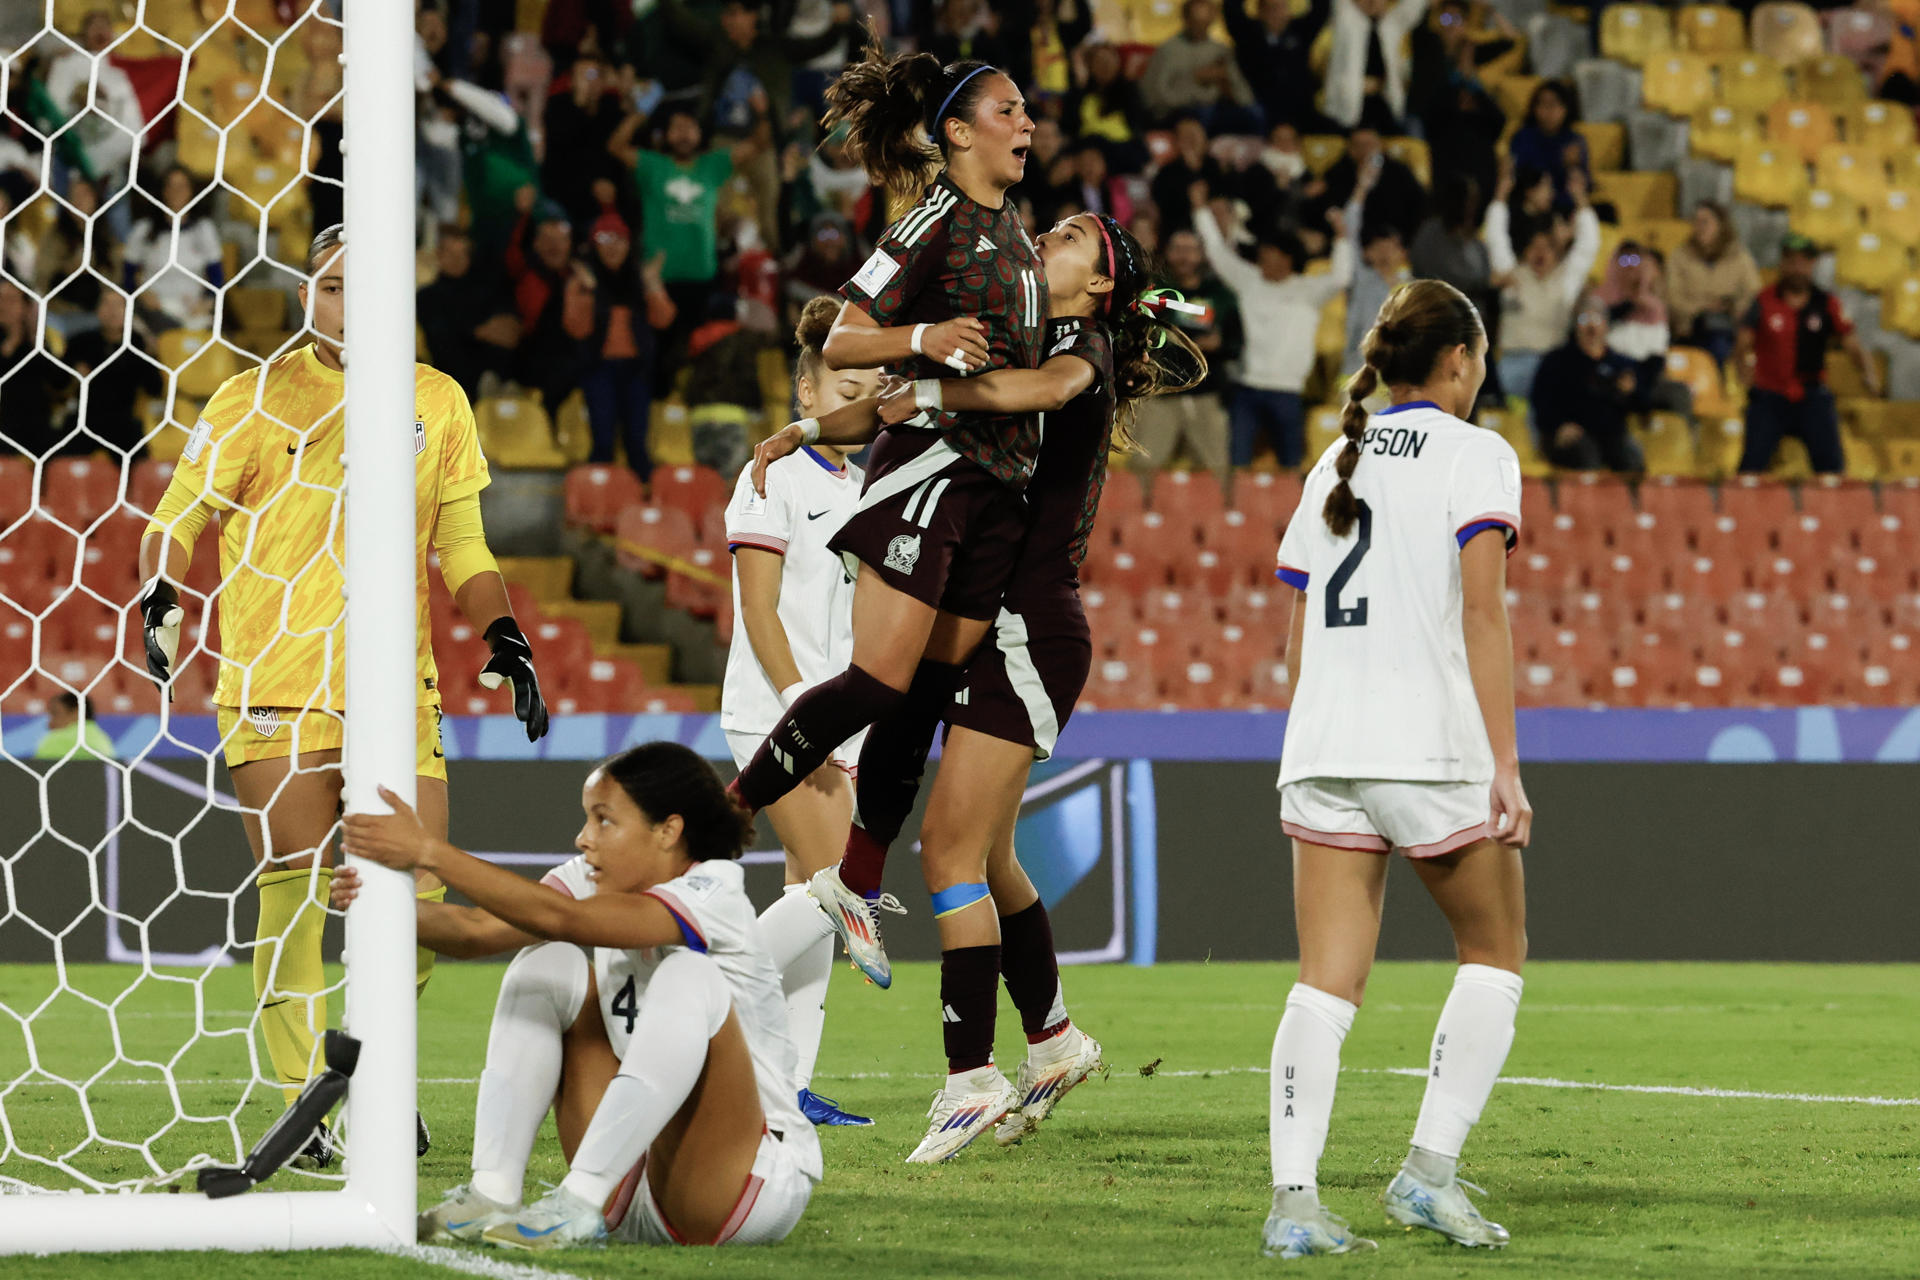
left=337, top=743, right=820, bottom=1251
left=721, top=295, right=880, bottom=1127
left=1261, top=279, right=1532, bottom=1259
left=723, top=44, right=1050, bottom=966
left=136, top=225, right=548, bottom=1164
left=755, top=213, right=1206, bottom=1160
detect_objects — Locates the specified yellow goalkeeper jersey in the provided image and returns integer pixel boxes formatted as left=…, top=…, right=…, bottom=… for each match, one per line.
left=145, top=343, right=490, bottom=712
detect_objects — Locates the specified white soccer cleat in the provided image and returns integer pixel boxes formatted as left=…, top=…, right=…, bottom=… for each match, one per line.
left=481, top=1184, right=608, bottom=1251
left=994, top=1025, right=1105, bottom=1145
left=1260, top=1196, right=1378, bottom=1260
left=418, top=1182, right=515, bottom=1244
left=1382, top=1169, right=1511, bottom=1248
left=904, top=1067, right=1018, bottom=1164
left=806, top=865, right=901, bottom=989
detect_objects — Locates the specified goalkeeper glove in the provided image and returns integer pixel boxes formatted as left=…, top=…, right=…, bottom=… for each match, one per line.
left=140, top=578, right=183, bottom=683
left=479, top=616, right=549, bottom=741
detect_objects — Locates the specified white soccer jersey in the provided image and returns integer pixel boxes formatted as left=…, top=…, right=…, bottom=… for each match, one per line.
left=539, top=856, right=822, bottom=1182
left=721, top=448, right=863, bottom=741
left=1275, top=401, right=1522, bottom=788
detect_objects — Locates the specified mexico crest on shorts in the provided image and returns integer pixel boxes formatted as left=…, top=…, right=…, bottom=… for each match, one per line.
left=885, top=533, right=922, bottom=575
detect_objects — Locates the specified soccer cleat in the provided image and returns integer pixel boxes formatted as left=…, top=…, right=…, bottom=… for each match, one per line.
left=904, top=1067, right=1018, bottom=1164
left=1382, top=1170, right=1511, bottom=1248
left=806, top=865, right=903, bottom=989
left=481, top=1185, right=608, bottom=1251
left=798, top=1087, right=874, bottom=1126
left=290, top=1120, right=336, bottom=1171
left=995, top=1025, right=1105, bottom=1145
left=1260, top=1200, right=1378, bottom=1260
left=416, top=1110, right=431, bottom=1158
left=419, top=1182, right=514, bottom=1244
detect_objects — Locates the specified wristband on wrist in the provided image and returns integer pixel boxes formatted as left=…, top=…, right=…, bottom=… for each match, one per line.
left=913, top=379, right=943, bottom=412
left=910, top=323, right=929, bottom=356
left=778, top=681, right=807, bottom=710
left=796, top=417, right=821, bottom=444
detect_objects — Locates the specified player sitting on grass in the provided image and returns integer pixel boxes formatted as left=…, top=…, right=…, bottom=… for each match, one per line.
left=335, top=742, right=819, bottom=1250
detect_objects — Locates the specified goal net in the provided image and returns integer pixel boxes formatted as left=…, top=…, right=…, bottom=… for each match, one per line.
left=0, top=0, right=417, bottom=1251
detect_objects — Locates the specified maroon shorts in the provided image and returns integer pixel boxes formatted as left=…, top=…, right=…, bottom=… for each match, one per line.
left=945, top=582, right=1090, bottom=761
left=829, top=429, right=1029, bottom=620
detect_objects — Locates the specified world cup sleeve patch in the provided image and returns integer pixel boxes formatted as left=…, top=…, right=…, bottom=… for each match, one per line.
left=182, top=417, right=214, bottom=463
left=850, top=249, right=901, bottom=297
left=1500, top=458, right=1521, bottom=499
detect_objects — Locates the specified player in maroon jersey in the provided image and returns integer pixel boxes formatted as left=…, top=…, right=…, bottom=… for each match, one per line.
left=754, top=213, right=1206, bottom=1160
left=724, top=46, right=1051, bottom=966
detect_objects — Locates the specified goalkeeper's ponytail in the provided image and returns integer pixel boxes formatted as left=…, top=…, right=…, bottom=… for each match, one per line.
left=601, top=742, right=753, bottom=861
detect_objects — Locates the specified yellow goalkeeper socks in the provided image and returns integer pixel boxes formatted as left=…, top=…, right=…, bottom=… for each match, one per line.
left=416, top=884, right=446, bottom=996
left=255, top=866, right=333, bottom=1106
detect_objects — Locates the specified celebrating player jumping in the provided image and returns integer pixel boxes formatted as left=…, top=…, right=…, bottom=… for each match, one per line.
left=1262, top=279, right=1532, bottom=1258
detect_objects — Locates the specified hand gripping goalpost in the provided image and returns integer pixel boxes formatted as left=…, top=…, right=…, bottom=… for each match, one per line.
left=0, top=1, right=418, bottom=1252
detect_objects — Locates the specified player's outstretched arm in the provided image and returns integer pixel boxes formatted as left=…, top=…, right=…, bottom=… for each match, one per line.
left=825, top=302, right=988, bottom=373
left=330, top=865, right=540, bottom=958
left=750, top=386, right=891, bottom=495
left=881, top=352, right=1096, bottom=423
left=343, top=786, right=688, bottom=950
left=1460, top=531, right=1532, bottom=847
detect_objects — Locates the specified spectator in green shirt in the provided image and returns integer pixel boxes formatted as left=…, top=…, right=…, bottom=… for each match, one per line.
left=34, top=693, right=117, bottom=763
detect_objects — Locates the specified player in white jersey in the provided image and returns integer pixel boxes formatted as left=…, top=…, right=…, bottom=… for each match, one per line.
left=1260, top=280, right=1534, bottom=1260
left=337, top=743, right=820, bottom=1251
left=721, top=296, right=882, bottom=1127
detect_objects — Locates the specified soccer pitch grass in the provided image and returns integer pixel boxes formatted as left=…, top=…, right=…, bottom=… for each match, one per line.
left=2, top=961, right=1915, bottom=1280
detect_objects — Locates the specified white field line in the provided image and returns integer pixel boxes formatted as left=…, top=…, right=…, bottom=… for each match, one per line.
left=57, top=1069, right=1920, bottom=1107
left=381, top=1244, right=587, bottom=1280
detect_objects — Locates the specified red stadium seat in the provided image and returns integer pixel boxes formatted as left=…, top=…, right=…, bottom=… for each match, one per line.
left=1097, top=547, right=1167, bottom=596
left=1555, top=474, right=1633, bottom=531
left=1537, top=511, right=1609, bottom=563
left=1137, top=588, right=1195, bottom=632
left=1806, top=592, right=1871, bottom=638
left=1092, top=472, right=1147, bottom=541
left=43, top=592, right=120, bottom=659
left=1150, top=468, right=1224, bottom=537
left=1881, top=478, right=1920, bottom=529
left=1520, top=477, right=1552, bottom=533
left=651, top=465, right=729, bottom=528
left=1696, top=629, right=1771, bottom=705
left=38, top=457, right=121, bottom=530
left=615, top=505, right=696, bottom=579
left=637, top=688, right=702, bottom=713
left=1198, top=508, right=1278, bottom=580
left=1232, top=471, right=1302, bottom=536
left=696, top=502, right=730, bottom=551
left=1855, top=511, right=1911, bottom=564
left=1858, top=632, right=1920, bottom=704
left=1172, top=548, right=1243, bottom=594
left=1892, top=593, right=1920, bottom=633
left=1080, top=586, right=1138, bottom=650
left=96, top=666, right=162, bottom=716
left=576, top=657, right=649, bottom=712
left=1507, top=548, right=1584, bottom=596
left=563, top=464, right=646, bottom=533
left=1723, top=591, right=1802, bottom=645
left=1516, top=659, right=1586, bottom=707
left=1221, top=583, right=1285, bottom=630
left=1078, top=656, right=1160, bottom=711
left=666, top=547, right=729, bottom=618
left=1718, top=476, right=1795, bottom=534
left=529, top=617, right=594, bottom=677
left=167, top=659, right=219, bottom=714
left=1830, top=551, right=1910, bottom=603
left=1750, top=552, right=1819, bottom=599
left=1638, top=477, right=1716, bottom=540
left=0, top=455, right=32, bottom=525
left=1246, top=655, right=1293, bottom=709
left=1161, top=656, right=1243, bottom=709
left=79, top=513, right=147, bottom=599
left=1555, top=587, right=1636, bottom=637
left=1797, top=479, right=1876, bottom=543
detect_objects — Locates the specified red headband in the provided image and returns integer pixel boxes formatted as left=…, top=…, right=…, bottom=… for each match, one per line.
left=1090, top=215, right=1117, bottom=314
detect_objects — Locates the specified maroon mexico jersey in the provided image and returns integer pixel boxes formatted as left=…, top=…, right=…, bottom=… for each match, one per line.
left=840, top=174, right=1049, bottom=488
left=1013, top=316, right=1117, bottom=593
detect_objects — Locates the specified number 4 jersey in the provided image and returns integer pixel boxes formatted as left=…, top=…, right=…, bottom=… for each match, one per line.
left=1274, top=402, right=1522, bottom=788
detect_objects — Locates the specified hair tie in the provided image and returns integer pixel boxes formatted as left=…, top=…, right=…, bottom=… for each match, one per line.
left=931, top=65, right=992, bottom=137
left=1130, top=287, right=1208, bottom=345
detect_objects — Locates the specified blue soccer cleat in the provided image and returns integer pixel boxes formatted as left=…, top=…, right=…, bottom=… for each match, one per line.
left=799, top=1088, right=874, bottom=1126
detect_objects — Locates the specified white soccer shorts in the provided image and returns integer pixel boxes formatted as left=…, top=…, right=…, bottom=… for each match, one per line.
left=614, top=1130, right=814, bottom=1246
left=1280, top=778, right=1494, bottom=859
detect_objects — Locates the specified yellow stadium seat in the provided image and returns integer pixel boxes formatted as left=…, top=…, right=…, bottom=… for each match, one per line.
left=1791, top=187, right=1863, bottom=247
left=1494, top=75, right=1542, bottom=128
left=1665, top=346, right=1737, bottom=419
left=1635, top=218, right=1696, bottom=259
left=1689, top=104, right=1765, bottom=164
left=1891, top=149, right=1920, bottom=191
left=1843, top=100, right=1918, bottom=151
left=1576, top=121, right=1627, bottom=172
left=1868, top=189, right=1920, bottom=249
left=224, top=286, right=286, bottom=332
left=1589, top=221, right=1627, bottom=283
left=1596, top=170, right=1678, bottom=219
left=175, top=114, right=223, bottom=180
left=1884, top=275, right=1920, bottom=340
left=1841, top=399, right=1907, bottom=442
left=1304, top=406, right=1343, bottom=471
left=1816, top=146, right=1891, bottom=206
left=1796, top=55, right=1870, bottom=107
left=157, top=331, right=242, bottom=401
left=1677, top=5, right=1746, bottom=53
left=1765, top=101, right=1838, bottom=164
left=1299, top=134, right=1346, bottom=176
left=1833, top=230, right=1911, bottom=292
left=1382, top=136, right=1430, bottom=188
left=1699, top=416, right=1746, bottom=479
left=1770, top=434, right=1815, bottom=481
left=552, top=391, right=593, bottom=466
left=1643, top=54, right=1716, bottom=117
left=1883, top=438, right=1920, bottom=480
left=1736, top=143, right=1808, bottom=209
left=1827, top=349, right=1889, bottom=400
left=1314, top=293, right=1347, bottom=362
left=1838, top=426, right=1882, bottom=481
left=1715, top=54, right=1791, bottom=111
left=1750, top=2, right=1825, bottom=64
left=1601, top=4, right=1674, bottom=63
left=1635, top=411, right=1697, bottom=477
left=477, top=394, right=566, bottom=469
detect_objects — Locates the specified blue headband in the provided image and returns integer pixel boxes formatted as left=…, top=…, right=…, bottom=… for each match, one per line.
left=932, top=66, right=992, bottom=137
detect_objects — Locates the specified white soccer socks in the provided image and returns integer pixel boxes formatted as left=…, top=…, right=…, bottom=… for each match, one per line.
left=1269, top=983, right=1358, bottom=1194
left=561, top=950, right=732, bottom=1207
left=470, top=941, right=589, bottom=1208
left=1408, top=963, right=1524, bottom=1175
left=759, top=884, right=835, bottom=1089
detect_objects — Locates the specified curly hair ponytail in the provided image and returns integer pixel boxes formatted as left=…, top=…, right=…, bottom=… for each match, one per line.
left=824, top=41, right=999, bottom=222
left=1085, top=215, right=1208, bottom=451
left=1324, top=279, right=1485, bottom=537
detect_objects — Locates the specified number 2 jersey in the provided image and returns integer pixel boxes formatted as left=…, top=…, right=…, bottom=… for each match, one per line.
left=541, top=856, right=822, bottom=1182
left=839, top=173, right=1049, bottom=488
left=1274, top=402, right=1522, bottom=788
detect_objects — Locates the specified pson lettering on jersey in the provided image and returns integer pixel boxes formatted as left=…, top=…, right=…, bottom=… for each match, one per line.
left=1360, top=425, right=1428, bottom=458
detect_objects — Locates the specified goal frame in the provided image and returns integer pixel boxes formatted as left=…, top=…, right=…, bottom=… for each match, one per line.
left=0, top=0, right=419, bottom=1252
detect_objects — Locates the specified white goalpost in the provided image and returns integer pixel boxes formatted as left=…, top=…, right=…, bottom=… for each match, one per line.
left=0, top=0, right=417, bottom=1253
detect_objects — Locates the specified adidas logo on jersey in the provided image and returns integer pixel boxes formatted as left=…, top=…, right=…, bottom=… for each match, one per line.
left=975, top=234, right=995, bottom=255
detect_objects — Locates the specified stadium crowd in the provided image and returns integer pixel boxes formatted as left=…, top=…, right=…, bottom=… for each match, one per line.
left=2, top=0, right=1920, bottom=712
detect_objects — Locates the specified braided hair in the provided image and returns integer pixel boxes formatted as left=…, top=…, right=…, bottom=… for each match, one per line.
left=1326, top=279, right=1484, bottom=537
left=1082, top=213, right=1207, bottom=452
left=823, top=39, right=1002, bottom=223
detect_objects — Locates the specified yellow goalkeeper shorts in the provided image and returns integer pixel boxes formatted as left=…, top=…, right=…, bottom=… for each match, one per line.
left=216, top=703, right=447, bottom=781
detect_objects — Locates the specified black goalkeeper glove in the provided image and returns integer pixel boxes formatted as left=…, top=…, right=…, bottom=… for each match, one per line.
left=479, top=616, right=549, bottom=741
left=140, top=578, right=184, bottom=684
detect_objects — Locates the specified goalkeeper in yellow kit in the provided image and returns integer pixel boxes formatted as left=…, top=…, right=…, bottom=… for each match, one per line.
left=136, top=225, right=550, bottom=1165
